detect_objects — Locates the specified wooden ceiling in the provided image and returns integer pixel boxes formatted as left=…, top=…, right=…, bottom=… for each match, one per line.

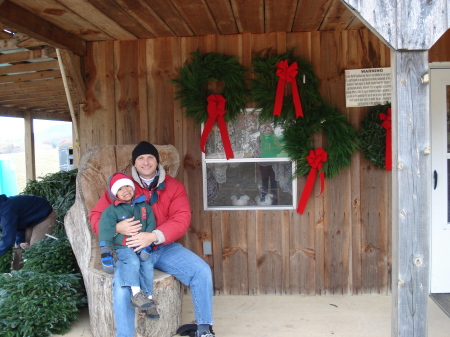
left=0, top=0, right=365, bottom=121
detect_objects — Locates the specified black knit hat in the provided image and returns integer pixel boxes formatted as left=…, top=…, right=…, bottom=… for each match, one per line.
left=132, top=141, right=160, bottom=164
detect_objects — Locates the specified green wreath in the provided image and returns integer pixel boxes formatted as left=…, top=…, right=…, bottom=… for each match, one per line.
left=357, top=103, right=391, bottom=169
left=250, top=48, right=323, bottom=124
left=172, top=51, right=249, bottom=125
left=283, top=103, right=358, bottom=178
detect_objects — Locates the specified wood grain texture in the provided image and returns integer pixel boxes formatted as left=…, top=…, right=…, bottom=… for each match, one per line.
left=391, top=50, right=430, bottom=337
left=65, top=144, right=182, bottom=337
left=205, top=0, right=238, bottom=35
left=77, top=28, right=443, bottom=297
left=231, top=0, right=264, bottom=34
left=342, top=0, right=449, bottom=50
left=294, top=0, right=332, bottom=32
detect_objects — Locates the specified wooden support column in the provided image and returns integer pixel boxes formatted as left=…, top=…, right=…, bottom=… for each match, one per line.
left=391, top=50, right=430, bottom=337
left=23, top=111, right=35, bottom=182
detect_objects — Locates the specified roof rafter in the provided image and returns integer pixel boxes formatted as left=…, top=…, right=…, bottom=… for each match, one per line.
left=0, top=0, right=86, bottom=56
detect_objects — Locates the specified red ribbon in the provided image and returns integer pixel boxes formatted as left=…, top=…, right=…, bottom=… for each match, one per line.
left=379, top=108, right=392, bottom=171
left=200, top=94, right=234, bottom=160
left=297, top=148, right=328, bottom=214
left=274, top=60, right=303, bottom=118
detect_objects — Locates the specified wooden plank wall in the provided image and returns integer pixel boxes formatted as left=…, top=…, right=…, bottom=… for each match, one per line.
left=81, top=28, right=398, bottom=295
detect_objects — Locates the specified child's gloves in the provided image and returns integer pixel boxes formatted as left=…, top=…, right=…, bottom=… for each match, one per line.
left=101, top=246, right=115, bottom=273
left=140, top=242, right=155, bottom=262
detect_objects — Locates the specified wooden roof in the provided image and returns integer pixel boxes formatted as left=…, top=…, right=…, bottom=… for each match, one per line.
left=0, top=0, right=365, bottom=121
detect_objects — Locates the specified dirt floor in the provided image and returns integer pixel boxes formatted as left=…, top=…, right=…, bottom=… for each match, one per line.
left=55, top=293, right=450, bottom=337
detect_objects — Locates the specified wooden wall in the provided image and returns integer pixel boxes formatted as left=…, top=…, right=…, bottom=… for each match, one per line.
left=80, top=27, right=449, bottom=295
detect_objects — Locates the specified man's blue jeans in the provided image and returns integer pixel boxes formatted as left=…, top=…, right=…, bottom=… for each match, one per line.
left=113, top=243, right=214, bottom=337
left=115, top=247, right=155, bottom=296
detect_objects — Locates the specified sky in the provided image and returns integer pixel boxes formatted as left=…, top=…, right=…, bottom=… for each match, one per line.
left=0, top=116, right=71, bottom=142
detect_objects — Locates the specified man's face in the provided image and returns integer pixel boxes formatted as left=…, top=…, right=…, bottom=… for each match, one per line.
left=116, top=185, right=134, bottom=202
left=134, top=154, right=158, bottom=179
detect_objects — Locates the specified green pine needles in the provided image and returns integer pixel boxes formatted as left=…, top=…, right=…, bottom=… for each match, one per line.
left=357, top=103, right=391, bottom=169
left=283, top=102, right=358, bottom=179
left=172, top=48, right=358, bottom=179
left=250, top=48, right=323, bottom=124
left=21, top=169, right=77, bottom=236
left=172, top=51, right=249, bottom=125
left=0, top=271, right=86, bottom=337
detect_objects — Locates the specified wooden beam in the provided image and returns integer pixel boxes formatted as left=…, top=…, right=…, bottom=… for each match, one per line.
left=0, top=90, right=66, bottom=102
left=391, top=50, right=430, bottom=337
left=16, top=37, right=48, bottom=49
left=23, top=111, right=36, bottom=182
left=341, top=0, right=449, bottom=50
left=0, top=85, right=67, bottom=97
left=0, top=49, right=49, bottom=63
left=0, top=69, right=62, bottom=83
left=0, top=107, right=72, bottom=121
left=0, top=78, right=63, bottom=90
left=0, top=1, right=86, bottom=56
left=86, top=0, right=154, bottom=38
left=58, top=49, right=86, bottom=102
left=56, top=47, right=81, bottom=170
left=0, top=30, right=13, bottom=39
left=4, top=100, right=69, bottom=109
left=0, top=32, right=30, bottom=50
left=0, top=60, right=59, bottom=75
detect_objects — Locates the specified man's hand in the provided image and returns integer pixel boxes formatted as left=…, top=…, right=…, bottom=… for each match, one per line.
left=115, top=217, right=142, bottom=236
left=126, top=232, right=158, bottom=252
left=19, top=242, right=30, bottom=249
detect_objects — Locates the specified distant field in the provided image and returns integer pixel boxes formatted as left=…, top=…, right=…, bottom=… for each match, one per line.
left=3, top=146, right=60, bottom=194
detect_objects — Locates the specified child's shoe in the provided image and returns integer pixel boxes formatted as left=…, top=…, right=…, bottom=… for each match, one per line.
left=131, top=291, right=156, bottom=309
left=142, top=305, right=160, bottom=320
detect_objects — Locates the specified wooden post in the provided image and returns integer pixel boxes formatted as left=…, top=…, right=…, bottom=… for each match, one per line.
left=56, top=48, right=81, bottom=168
left=391, top=50, right=430, bottom=337
left=23, top=111, right=35, bottom=182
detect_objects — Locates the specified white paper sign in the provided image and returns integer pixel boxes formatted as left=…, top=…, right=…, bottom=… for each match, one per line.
left=345, top=68, right=391, bottom=107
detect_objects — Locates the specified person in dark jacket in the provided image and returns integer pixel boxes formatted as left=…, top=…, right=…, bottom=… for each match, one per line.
left=0, top=194, right=56, bottom=269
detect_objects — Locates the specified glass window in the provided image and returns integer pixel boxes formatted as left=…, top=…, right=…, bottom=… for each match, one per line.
left=203, top=109, right=296, bottom=210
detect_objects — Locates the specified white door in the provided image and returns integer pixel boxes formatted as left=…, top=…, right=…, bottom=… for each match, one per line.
left=430, top=66, right=450, bottom=293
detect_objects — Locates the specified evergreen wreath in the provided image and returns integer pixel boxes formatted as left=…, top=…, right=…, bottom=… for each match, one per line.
left=172, top=51, right=249, bottom=125
left=250, top=48, right=323, bottom=124
left=283, top=102, right=358, bottom=178
left=357, top=103, right=391, bottom=169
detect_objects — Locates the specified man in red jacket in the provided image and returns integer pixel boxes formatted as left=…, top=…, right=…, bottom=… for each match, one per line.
left=90, top=141, right=215, bottom=337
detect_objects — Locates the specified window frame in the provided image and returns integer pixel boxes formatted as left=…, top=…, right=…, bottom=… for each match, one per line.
left=201, top=109, right=297, bottom=211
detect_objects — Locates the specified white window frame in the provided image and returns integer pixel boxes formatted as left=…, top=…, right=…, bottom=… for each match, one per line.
left=202, top=109, right=297, bottom=210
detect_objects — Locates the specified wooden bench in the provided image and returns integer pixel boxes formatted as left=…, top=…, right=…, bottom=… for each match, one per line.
left=65, top=144, right=182, bottom=337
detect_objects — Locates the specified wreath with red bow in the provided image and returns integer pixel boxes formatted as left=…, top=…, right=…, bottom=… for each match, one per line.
left=283, top=103, right=358, bottom=213
left=357, top=103, right=392, bottom=170
left=172, top=51, right=249, bottom=159
left=172, top=51, right=249, bottom=125
left=250, top=49, right=323, bottom=124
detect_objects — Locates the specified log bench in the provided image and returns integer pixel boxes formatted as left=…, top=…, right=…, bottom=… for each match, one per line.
left=65, top=144, right=182, bottom=337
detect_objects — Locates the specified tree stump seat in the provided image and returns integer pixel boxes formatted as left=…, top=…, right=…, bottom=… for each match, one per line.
left=65, top=144, right=182, bottom=337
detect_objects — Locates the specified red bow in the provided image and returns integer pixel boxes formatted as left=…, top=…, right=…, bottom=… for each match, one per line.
left=274, top=60, right=303, bottom=118
left=200, top=94, right=234, bottom=160
left=297, top=148, right=328, bottom=214
left=379, top=108, right=392, bottom=171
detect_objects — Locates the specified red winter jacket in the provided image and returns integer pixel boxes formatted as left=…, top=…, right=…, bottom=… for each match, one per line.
left=89, top=165, right=191, bottom=244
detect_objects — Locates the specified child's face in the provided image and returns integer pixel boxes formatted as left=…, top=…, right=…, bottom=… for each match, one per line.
left=116, top=185, right=134, bottom=202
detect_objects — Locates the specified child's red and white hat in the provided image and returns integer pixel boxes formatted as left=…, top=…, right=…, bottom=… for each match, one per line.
left=110, top=172, right=135, bottom=196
